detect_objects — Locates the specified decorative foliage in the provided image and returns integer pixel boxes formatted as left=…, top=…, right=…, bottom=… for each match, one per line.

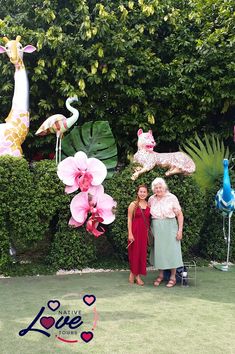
left=61, top=121, right=117, bottom=178
left=181, top=134, right=230, bottom=192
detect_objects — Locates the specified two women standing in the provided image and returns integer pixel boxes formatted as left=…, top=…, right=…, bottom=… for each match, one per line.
left=127, top=178, right=184, bottom=287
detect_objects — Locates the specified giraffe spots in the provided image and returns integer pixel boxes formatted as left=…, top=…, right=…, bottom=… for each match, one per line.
left=0, top=110, right=29, bottom=157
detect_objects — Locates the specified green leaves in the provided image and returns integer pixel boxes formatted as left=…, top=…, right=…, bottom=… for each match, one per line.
left=61, top=121, right=117, bottom=178
left=181, top=133, right=230, bottom=192
left=0, top=0, right=234, bottom=162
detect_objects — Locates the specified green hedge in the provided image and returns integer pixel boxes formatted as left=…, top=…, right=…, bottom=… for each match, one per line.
left=0, top=157, right=96, bottom=272
left=104, top=165, right=205, bottom=260
left=1, top=157, right=233, bottom=274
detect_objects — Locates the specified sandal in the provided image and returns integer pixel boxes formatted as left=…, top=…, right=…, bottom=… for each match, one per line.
left=135, top=277, right=144, bottom=286
left=153, top=276, right=163, bottom=287
left=166, top=279, right=176, bottom=288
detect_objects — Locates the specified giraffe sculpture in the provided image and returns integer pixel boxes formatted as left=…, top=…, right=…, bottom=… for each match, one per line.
left=0, top=36, right=36, bottom=157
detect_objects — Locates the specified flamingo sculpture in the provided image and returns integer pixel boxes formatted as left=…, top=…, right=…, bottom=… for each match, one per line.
left=35, top=96, right=79, bottom=164
left=215, top=159, right=235, bottom=270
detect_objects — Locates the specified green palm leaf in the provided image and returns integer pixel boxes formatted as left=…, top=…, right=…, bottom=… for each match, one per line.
left=181, top=133, right=230, bottom=192
left=61, top=121, right=117, bottom=178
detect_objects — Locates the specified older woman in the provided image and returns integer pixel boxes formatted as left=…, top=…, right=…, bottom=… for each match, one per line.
left=148, top=177, right=183, bottom=288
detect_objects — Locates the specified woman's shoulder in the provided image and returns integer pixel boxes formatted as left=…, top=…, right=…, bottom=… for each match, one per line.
left=148, top=194, right=155, bottom=202
left=166, top=192, right=178, bottom=199
left=129, top=201, right=137, bottom=209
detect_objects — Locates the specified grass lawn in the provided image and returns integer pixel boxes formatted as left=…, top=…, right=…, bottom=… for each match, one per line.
left=0, top=267, right=234, bottom=354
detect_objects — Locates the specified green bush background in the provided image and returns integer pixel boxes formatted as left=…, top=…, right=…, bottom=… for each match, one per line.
left=1, top=156, right=233, bottom=275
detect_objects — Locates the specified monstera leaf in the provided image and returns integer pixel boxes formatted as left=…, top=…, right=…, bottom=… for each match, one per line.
left=61, top=121, right=117, bottom=178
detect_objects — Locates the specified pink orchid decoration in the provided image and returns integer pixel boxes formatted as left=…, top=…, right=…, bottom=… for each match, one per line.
left=57, top=151, right=107, bottom=193
left=69, top=185, right=117, bottom=237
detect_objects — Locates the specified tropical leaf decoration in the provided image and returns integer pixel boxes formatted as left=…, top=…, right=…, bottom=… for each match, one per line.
left=61, top=121, right=117, bottom=178
left=181, top=133, right=230, bottom=192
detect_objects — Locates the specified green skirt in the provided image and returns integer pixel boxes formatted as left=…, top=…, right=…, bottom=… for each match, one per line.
left=150, top=218, right=183, bottom=269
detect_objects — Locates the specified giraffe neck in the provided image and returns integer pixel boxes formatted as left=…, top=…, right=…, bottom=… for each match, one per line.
left=12, top=62, right=29, bottom=112
left=2, top=61, right=30, bottom=155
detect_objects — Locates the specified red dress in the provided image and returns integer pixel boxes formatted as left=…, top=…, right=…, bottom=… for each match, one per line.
left=128, top=206, right=150, bottom=276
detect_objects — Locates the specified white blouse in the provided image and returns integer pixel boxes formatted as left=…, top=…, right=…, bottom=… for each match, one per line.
left=148, top=192, right=181, bottom=219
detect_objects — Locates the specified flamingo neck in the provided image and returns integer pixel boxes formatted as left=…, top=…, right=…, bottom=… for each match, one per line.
left=66, top=100, right=79, bottom=128
left=223, top=164, right=232, bottom=202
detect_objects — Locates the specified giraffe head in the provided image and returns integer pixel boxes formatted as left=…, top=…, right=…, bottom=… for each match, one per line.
left=0, top=36, right=36, bottom=66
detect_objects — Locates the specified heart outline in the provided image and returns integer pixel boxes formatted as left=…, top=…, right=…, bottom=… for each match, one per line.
left=83, top=294, right=96, bottom=306
left=47, top=300, right=60, bottom=311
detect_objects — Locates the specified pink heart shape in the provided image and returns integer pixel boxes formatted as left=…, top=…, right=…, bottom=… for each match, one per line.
left=47, top=300, right=60, bottom=311
left=40, top=316, right=55, bottom=329
left=83, top=294, right=96, bottom=306
left=81, top=331, right=93, bottom=343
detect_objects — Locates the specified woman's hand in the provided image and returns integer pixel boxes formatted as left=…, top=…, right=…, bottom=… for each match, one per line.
left=176, top=230, right=183, bottom=241
left=128, top=233, right=135, bottom=242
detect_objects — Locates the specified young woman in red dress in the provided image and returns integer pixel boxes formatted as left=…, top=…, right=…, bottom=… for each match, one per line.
left=127, top=184, right=150, bottom=285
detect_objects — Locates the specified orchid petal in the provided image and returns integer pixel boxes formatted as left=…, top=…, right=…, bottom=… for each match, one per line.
left=87, top=185, right=104, bottom=205
left=86, top=216, right=105, bottom=237
left=65, top=184, right=80, bottom=194
left=70, top=192, right=90, bottom=224
left=78, top=172, right=93, bottom=192
left=87, top=158, right=107, bottom=185
left=57, top=157, right=80, bottom=186
left=74, top=151, right=88, bottom=171
left=97, top=194, right=117, bottom=224
left=69, top=217, right=84, bottom=228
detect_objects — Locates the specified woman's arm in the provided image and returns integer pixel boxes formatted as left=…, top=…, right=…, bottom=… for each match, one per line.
left=127, top=202, right=135, bottom=242
left=175, top=210, right=184, bottom=240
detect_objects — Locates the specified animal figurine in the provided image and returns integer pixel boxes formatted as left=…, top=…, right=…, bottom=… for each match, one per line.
left=215, top=159, right=235, bottom=271
left=35, top=96, right=79, bottom=164
left=131, top=129, right=196, bottom=180
left=0, top=36, right=36, bottom=156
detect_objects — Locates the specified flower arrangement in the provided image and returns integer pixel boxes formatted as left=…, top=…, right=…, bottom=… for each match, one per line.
left=57, top=151, right=116, bottom=237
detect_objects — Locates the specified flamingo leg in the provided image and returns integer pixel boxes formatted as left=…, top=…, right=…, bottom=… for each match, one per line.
left=59, top=137, right=62, bottom=164
left=221, top=214, right=232, bottom=271
left=225, top=215, right=231, bottom=270
left=55, top=134, right=59, bottom=165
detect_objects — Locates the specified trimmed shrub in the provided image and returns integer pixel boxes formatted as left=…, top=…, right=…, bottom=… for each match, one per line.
left=47, top=201, right=97, bottom=270
left=104, top=164, right=205, bottom=260
left=0, top=156, right=35, bottom=269
left=0, top=157, right=97, bottom=272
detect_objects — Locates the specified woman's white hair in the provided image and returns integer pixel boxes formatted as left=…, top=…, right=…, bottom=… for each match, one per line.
left=151, top=177, right=168, bottom=192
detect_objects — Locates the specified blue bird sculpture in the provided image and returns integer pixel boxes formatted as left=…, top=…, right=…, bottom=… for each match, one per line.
left=215, top=159, right=235, bottom=270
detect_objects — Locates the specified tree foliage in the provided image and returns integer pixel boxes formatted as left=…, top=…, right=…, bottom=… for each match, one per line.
left=0, top=0, right=234, bottom=161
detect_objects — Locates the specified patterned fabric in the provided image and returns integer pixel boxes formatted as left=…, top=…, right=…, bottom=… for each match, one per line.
left=148, top=192, right=181, bottom=219
left=215, top=189, right=235, bottom=216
